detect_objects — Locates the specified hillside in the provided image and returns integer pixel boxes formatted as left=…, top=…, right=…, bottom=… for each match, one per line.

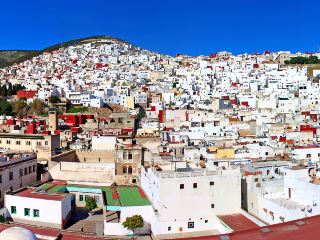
left=0, top=36, right=128, bottom=68
left=0, top=50, right=39, bottom=68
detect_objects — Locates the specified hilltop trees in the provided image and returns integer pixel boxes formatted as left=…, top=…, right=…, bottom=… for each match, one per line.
left=285, top=56, right=320, bottom=65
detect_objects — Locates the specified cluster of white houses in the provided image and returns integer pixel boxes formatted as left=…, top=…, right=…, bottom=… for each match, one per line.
left=1, top=38, right=320, bottom=238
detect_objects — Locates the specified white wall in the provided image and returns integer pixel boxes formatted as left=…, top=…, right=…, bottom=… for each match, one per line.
left=6, top=194, right=70, bottom=228
left=91, top=136, right=117, bottom=151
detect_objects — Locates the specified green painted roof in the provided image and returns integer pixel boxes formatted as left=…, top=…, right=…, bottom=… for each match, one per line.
left=103, top=187, right=121, bottom=206
left=47, top=185, right=67, bottom=194
left=40, top=183, right=52, bottom=190
left=117, top=187, right=150, bottom=207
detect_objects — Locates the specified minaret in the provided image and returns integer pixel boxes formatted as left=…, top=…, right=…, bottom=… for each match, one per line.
left=48, top=110, right=58, bottom=134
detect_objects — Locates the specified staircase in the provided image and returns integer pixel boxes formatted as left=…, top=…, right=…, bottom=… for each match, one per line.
left=105, top=210, right=119, bottom=223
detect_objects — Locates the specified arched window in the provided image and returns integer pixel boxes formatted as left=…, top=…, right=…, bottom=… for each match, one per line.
left=128, top=166, right=133, bottom=175
left=123, top=166, right=127, bottom=174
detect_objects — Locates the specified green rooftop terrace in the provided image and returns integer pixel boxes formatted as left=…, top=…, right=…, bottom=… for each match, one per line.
left=38, top=182, right=151, bottom=207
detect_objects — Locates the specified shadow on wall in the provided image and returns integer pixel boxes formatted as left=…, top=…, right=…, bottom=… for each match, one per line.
left=133, top=221, right=151, bottom=235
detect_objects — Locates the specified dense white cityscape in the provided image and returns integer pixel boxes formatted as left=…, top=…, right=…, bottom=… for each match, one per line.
left=0, top=37, right=319, bottom=239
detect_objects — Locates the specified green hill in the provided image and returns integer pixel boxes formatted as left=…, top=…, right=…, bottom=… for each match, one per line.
left=0, top=36, right=128, bottom=68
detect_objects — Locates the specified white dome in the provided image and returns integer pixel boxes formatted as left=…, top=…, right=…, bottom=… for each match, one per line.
left=0, top=227, right=37, bottom=240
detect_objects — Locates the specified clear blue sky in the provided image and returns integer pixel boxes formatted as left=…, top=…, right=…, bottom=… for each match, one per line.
left=1, top=0, right=319, bottom=56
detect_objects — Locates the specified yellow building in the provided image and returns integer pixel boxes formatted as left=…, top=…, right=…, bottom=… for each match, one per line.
left=216, top=148, right=235, bottom=159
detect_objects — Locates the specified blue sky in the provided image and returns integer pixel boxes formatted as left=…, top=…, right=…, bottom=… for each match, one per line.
left=1, top=0, right=319, bottom=56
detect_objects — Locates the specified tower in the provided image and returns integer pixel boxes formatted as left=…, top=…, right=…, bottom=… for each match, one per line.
left=48, top=111, right=58, bottom=134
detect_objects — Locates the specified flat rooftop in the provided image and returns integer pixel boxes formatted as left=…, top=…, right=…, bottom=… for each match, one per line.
left=36, top=181, right=151, bottom=207
left=15, top=188, right=67, bottom=201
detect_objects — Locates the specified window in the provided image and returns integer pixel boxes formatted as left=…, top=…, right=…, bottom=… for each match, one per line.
left=180, top=184, right=184, bottom=189
left=24, top=208, right=30, bottom=216
left=128, top=152, right=133, bottom=160
left=0, top=175, right=2, bottom=183
left=19, top=169, right=23, bottom=176
left=211, top=204, right=215, bottom=208
left=32, top=209, right=40, bottom=218
left=205, top=220, right=208, bottom=223
left=210, top=181, right=214, bottom=186
left=168, top=226, right=171, bottom=231
left=85, top=195, right=89, bottom=201
left=16, top=141, right=21, bottom=145
left=45, top=141, right=48, bottom=146
left=79, top=195, right=84, bottom=201
left=24, top=168, right=28, bottom=175
left=33, top=165, right=36, bottom=172
left=26, top=141, right=31, bottom=146
left=29, top=166, right=32, bottom=173
left=193, top=183, right=197, bottom=188
left=188, top=222, right=194, bottom=229
left=11, top=206, right=16, bottom=214
left=6, top=140, right=10, bottom=144
left=9, top=172, right=13, bottom=181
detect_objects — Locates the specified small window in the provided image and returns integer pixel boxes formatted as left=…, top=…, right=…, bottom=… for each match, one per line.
left=210, top=181, right=214, bottom=186
left=85, top=195, right=89, bottom=201
left=180, top=184, right=184, bottom=189
left=0, top=175, right=2, bottom=183
left=33, top=165, right=36, bottom=172
left=205, top=220, right=208, bottom=223
left=24, top=208, right=30, bottom=216
left=188, top=222, right=194, bottom=229
left=211, top=204, right=215, bottom=208
left=45, top=141, right=48, bottom=146
left=255, top=178, right=259, bottom=182
left=16, top=141, right=21, bottom=145
left=33, top=209, right=40, bottom=217
left=28, top=166, right=32, bottom=173
left=11, top=206, right=16, bottom=214
left=168, top=226, right=171, bottom=231
left=193, top=183, right=197, bottom=188
left=9, top=172, right=13, bottom=181
left=24, top=168, right=28, bottom=175
left=79, top=195, right=84, bottom=201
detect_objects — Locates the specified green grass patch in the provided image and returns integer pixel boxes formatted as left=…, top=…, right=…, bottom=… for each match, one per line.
left=66, top=107, right=88, bottom=113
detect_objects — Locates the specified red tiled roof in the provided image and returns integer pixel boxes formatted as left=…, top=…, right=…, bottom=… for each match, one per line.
left=15, top=188, right=66, bottom=201
left=175, top=214, right=320, bottom=240
left=218, top=214, right=258, bottom=231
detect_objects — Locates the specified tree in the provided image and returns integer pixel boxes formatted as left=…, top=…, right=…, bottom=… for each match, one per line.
left=12, top=100, right=28, bottom=116
left=85, top=196, right=97, bottom=212
left=0, top=99, right=13, bottom=116
left=122, top=215, right=144, bottom=235
left=49, top=96, right=61, bottom=104
left=136, top=105, right=146, bottom=120
left=0, top=86, right=7, bottom=97
left=31, top=98, right=45, bottom=115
